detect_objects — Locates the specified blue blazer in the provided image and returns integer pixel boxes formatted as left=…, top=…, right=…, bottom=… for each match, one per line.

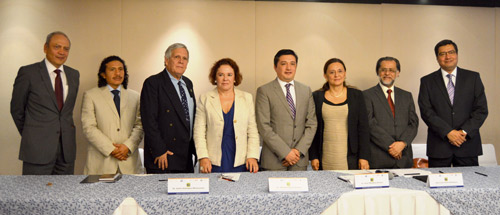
left=140, top=69, right=196, bottom=172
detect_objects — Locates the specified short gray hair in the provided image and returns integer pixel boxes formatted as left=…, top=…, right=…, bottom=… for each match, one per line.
left=45, top=31, right=71, bottom=47
left=164, top=43, right=189, bottom=60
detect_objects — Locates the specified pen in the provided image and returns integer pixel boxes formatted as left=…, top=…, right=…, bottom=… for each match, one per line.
left=474, top=172, right=488, bottom=177
left=222, top=178, right=235, bottom=182
left=337, top=176, right=349, bottom=183
left=159, top=179, right=168, bottom=181
left=438, top=171, right=444, bottom=173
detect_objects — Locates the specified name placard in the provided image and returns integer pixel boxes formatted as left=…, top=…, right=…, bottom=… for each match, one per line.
left=427, top=173, right=464, bottom=188
left=269, top=177, right=308, bottom=192
left=354, top=173, right=389, bottom=189
left=168, top=178, right=209, bottom=194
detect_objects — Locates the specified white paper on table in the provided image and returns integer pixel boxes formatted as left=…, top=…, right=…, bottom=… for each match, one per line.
left=221, top=173, right=241, bottom=181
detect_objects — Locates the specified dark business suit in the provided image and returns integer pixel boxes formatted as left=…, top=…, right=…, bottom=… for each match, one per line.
left=11, top=60, right=79, bottom=174
left=418, top=67, right=488, bottom=166
left=140, top=69, right=196, bottom=173
left=364, top=85, right=418, bottom=169
left=309, top=88, right=370, bottom=170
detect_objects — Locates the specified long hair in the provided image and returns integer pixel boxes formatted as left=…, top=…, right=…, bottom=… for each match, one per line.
left=97, top=55, right=129, bottom=89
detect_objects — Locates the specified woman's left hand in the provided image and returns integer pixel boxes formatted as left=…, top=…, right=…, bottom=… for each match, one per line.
left=358, top=159, right=370, bottom=170
left=246, top=158, right=259, bottom=173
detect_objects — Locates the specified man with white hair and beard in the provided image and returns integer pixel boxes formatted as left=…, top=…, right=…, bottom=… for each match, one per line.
left=363, top=57, right=419, bottom=169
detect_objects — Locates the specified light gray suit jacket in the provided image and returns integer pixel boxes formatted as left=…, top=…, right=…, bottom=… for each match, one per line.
left=255, top=79, right=317, bottom=170
left=11, top=60, right=79, bottom=164
left=81, top=87, right=143, bottom=174
left=363, top=84, right=418, bottom=168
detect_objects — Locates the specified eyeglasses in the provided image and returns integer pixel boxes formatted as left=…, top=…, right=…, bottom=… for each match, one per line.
left=438, top=50, right=457, bottom=57
left=379, top=68, right=397, bottom=74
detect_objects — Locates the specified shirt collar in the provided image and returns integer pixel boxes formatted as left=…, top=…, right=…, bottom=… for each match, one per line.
left=379, top=82, right=394, bottom=93
left=167, top=69, right=185, bottom=86
left=276, top=77, right=294, bottom=87
left=45, top=58, right=65, bottom=73
left=441, top=67, right=457, bottom=77
left=107, top=84, right=122, bottom=92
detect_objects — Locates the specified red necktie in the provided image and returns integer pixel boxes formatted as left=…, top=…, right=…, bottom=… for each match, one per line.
left=387, top=89, right=395, bottom=118
left=54, top=69, right=64, bottom=111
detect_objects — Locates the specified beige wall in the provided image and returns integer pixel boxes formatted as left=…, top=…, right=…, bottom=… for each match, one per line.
left=0, top=0, right=498, bottom=175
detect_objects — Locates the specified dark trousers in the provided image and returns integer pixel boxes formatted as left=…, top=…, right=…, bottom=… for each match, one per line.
left=22, top=138, right=74, bottom=175
left=146, top=156, right=195, bottom=174
left=428, top=156, right=479, bottom=167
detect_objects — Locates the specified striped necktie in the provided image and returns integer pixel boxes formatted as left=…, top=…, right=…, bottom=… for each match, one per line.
left=446, top=74, right=455, bottom=105
left=285, top=83, right=296, bottom=119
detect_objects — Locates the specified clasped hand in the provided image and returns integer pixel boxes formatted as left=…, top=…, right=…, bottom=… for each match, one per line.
left=110, top=143, right=129, bottom=161
left=447, top=130, right=466, bottom=147
left=388, top=141, right=406, bottom=160
left=282, top=148, right=300, bottom=167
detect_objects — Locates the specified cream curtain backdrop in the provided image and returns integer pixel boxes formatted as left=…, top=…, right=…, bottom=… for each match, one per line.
left=1, top=0, right=498, bottom=174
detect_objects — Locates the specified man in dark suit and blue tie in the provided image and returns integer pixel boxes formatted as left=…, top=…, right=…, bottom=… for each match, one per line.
left=11, top=31, right=80, bottom=175
left=364, top=57, right=419, bottom=169
left=418, top=40, right=488, bottom=167
left=141, top=43, right=197, bottom=173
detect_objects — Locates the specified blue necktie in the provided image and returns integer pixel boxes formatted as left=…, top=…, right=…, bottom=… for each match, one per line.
left=112, top=90, right=120, bottom=116
left=178, top=81, right=190, bottom=124
left=446, top=74, right=455, bottom=105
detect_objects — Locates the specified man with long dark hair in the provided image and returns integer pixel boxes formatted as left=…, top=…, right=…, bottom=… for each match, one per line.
left=81, top=56, right=143, bottom=174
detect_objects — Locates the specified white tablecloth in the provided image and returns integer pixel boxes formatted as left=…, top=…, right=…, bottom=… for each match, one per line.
left=323, top=188, right=450, bottom=215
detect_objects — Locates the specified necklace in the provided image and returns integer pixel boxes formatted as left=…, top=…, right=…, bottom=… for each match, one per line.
left=329, top=88, right=344, bottom=98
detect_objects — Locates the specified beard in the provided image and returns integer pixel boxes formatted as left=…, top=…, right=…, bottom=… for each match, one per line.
left=380, top=78, right=394, bottom=87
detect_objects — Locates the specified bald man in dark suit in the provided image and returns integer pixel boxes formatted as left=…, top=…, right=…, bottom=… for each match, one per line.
left=11, top=31, right=80, bottom=175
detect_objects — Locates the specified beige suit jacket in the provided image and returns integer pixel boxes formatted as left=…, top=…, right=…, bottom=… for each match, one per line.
left=81, top=86, right=143, bottom=174
left=256, top=79, right=317, bottom=170
left=194, top=88, right=260, bottom=167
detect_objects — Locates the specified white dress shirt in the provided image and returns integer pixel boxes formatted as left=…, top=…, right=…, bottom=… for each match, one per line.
left=276, top=78, right=296, bottom=106
left=45, top=58, right=68, bottom=102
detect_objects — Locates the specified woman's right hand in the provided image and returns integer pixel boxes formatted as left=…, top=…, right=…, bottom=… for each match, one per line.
left=311, top=159, right=320, bottom=171
left=199, top=158, right=212, bottom=173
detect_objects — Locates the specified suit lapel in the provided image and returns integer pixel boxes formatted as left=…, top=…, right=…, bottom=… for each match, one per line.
left=432, top=70, right=453, bottom=107
left=233, top=89, right=245, bottom=121
left=161, top=70, right=189, bottom=129
left=272, top=80, right=294, bottom=119
left=374, top=85, right=394, bottom=118
left=39, top=61, right=60, bottom=112
left=454, top=67, right=465, bottom=103
left=120, top=88, right=128, bottom=113
left=208, top=89, right=223, bottom=120
left=394, top=87, right=408, bottom=120
left=63, top=66, right=76, bottom=112
left=99, top=87, right=120, bottom=118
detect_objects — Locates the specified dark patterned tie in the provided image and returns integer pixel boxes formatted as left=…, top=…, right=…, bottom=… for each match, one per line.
left=285, top=83, right=296, bottom=119
left=447, top=74, right=455, bottom=105
left=112, top=90, right=120, bottom=116
left=178, top=81, right=190, bottom=123
left=54, top=69, right=64, bottom=111
left=387, top=89, right=395, bottom=118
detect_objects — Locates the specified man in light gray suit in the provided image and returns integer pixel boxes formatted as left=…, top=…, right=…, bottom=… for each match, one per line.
left=256, top=49, right=317, bottom=171
left=11, top=31, right=80, bottom=175
left=364, top=57, right=418, bottom=169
